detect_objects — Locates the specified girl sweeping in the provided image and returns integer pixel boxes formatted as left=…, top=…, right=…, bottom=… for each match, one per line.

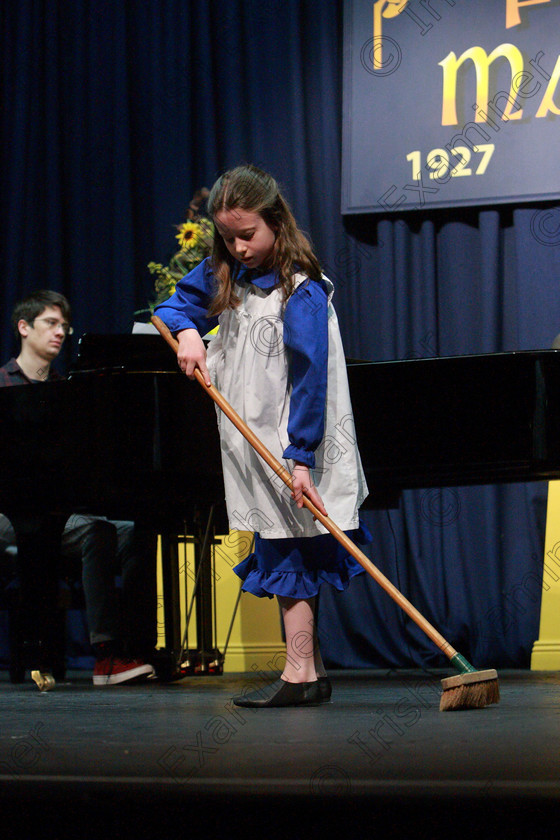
left=155, top=165, right=369, bottom=707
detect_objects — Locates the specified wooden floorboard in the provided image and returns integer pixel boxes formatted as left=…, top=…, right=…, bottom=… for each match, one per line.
left=1, top=668, right=559, bottom=838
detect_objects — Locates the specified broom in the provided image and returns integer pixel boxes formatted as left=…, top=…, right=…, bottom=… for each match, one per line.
left=151, top=315, right=499, bottom=711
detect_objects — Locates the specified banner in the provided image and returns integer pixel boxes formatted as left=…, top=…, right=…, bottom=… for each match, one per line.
left=342, top=0, right=560, bottom=213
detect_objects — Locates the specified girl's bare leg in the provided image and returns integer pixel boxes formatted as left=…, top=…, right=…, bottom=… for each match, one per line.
left=313, top=599, right=327, bottom=679
left=277, top=595, right=320, bottom=683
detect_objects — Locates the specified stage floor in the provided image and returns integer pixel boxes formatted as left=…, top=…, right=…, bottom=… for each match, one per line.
left=1, top=669, right=559, bottom=838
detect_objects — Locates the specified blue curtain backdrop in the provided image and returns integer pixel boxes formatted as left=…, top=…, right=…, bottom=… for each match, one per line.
left=2, top=0, right=560, bottom=669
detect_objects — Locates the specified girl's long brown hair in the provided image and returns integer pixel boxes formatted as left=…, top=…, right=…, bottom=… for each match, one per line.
left=207, top=165, right=322, bottom=316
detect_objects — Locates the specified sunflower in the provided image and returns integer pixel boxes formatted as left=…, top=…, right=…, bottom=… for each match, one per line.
left=138, top=190, right=215, bottom=316
left=175, top=221, right=204, bottom=250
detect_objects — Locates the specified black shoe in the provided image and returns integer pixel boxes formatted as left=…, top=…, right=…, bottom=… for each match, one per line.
left=318, top=675, right=332, bottom=703
left=233, top=678, right=323, bottom=708
left=133, top=648, right=185, bottom=683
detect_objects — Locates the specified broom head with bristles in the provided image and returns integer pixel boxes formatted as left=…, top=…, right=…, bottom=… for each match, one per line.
left=439, top=668, right=500, bottom=711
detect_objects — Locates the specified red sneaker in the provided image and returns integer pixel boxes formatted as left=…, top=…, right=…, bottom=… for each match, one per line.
left=93, top=656, right=155, bottom=686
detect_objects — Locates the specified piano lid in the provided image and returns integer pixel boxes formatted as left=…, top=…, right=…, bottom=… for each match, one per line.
left=71, top=333, right=177, bottom=374
left=347, top=349, right=560, bottom=506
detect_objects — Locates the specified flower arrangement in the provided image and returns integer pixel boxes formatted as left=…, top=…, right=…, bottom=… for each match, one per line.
left=141, top=187, right=214, bottom=314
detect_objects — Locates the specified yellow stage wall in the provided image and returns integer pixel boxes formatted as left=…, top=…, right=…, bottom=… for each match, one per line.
left=156, top=531, right=285, bottom=673
left=532, top=481, right=560, bottom=670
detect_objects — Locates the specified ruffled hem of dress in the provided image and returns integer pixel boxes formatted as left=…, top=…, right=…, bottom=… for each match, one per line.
left=233, top=522, right=372, bottom=600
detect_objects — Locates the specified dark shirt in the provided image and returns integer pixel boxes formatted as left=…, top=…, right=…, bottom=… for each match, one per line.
left=0, top=358, right=61, bottom=387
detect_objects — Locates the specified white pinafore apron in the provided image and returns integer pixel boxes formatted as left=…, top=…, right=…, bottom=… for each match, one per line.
left=206, top=273, right=368, bottom=540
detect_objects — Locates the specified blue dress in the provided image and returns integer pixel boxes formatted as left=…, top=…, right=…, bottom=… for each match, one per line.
left=154, top=259, right=370, bottom=600
left=235, top=525, right=371, bottom=600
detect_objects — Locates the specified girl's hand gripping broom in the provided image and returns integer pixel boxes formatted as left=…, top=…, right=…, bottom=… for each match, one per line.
left=152, top=315, right=499, bottom=711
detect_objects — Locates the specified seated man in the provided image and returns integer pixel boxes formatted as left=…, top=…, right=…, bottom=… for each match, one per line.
left=0, top=290, right=157, bottom=686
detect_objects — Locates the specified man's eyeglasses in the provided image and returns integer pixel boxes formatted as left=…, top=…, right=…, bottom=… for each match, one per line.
left=30, top=317, right=74, bottom=336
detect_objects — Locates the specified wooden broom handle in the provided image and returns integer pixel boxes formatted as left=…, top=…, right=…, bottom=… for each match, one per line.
left=151, top=315, right=458, bottom=661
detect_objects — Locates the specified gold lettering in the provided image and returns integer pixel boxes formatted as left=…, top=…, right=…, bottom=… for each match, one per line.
left=439, top=44, right=524, bottom=126
left=506, top=0, right=551, bottom=29
left=535, top=55, right=560, bottom=116
left=373, top=0, right=408, bottom=70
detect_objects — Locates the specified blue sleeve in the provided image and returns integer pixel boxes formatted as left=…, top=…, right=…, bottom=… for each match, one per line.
left=282, top=279, right=328, bottom=468
left=153, top=258, right=219, bottom=336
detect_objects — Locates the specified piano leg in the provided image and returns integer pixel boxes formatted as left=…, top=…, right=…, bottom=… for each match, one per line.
left=118, top=523, right=158, bottom=661
left=7, top=512, right=66, bottom=690
left=177, top=507, right=224, bottom=676
left=193, top=509, right=222, bottom=674
left=158, top=515, right=224, bottom=678
left=160, top=533, right=182, bottom=655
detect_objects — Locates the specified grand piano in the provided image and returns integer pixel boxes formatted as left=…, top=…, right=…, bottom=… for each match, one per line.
left=2, top=337, right=560, bottom=676
left=348, top=349, right=560, bottom=507
left=0, top=335, right=226, bottom=677
left=0, top=337, right=224, bottom=522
